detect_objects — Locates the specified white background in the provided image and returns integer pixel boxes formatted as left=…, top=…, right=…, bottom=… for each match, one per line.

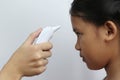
left=0, top=0, right=106, bottom=80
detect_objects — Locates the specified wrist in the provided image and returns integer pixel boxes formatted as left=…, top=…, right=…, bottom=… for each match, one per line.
left=0, top=62, right=23, bottom=80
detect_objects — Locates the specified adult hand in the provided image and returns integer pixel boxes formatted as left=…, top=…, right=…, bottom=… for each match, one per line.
left=0, top=28, right=53, bottom=80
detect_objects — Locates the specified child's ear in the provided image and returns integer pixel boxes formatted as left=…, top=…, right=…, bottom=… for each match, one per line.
left=104, top=21, right=118, bottom=42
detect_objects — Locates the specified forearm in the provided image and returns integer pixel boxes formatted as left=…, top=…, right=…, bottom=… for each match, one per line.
left=0, top=28, right=52, bottom=80
left=0, top=63, right=22, bottom=80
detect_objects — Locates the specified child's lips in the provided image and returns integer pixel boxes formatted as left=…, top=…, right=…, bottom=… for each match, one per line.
left=80, top=53, right=85, bottom=62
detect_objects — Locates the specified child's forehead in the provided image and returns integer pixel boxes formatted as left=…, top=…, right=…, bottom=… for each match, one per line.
left=71, top=16, right=92, bottom=25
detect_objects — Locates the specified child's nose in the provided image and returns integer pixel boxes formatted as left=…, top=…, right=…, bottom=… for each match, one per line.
left=75, top=40, right=81, bottom=51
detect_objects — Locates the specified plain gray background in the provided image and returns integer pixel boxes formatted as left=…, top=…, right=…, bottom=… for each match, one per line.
left=0, top=0, right=106, bottom=80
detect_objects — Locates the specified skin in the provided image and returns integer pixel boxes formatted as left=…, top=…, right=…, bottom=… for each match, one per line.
left=71, top=16, right=120, bottom=80
left=0, top=28, right=53, bottom=80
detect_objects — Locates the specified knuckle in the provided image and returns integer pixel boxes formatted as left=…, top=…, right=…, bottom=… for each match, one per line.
left=35, top=67, right=46, bottom=74
left=33, top=53, right=42, bottom=61
left=39, top=59, right=48, bottom=66
left=47, top=51, right=52, bottom=57
left=34, top=59, right=48, bottom=67
left=38, top=61, right=44, bottom=66
left=34, top=70, right=41, bottom=75
left=48, top=42, right=53, bottom=49
left=44, top=59, right=48, bottom=65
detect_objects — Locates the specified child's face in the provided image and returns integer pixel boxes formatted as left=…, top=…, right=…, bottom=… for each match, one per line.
left=71, top=16, right=112, bottom=70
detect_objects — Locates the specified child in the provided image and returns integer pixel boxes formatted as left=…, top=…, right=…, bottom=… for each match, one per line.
left=70, top=0, right=120, bottom=80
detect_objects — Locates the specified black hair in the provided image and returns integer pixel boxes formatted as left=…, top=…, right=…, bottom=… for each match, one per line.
left=70, top=0, right=120, bottom=26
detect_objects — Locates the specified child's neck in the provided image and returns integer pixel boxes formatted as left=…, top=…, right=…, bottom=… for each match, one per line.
left=105, top=56, right=120, bottom=80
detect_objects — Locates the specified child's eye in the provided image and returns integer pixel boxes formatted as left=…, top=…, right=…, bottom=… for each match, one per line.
left=76, top=32, right=82, bottom=37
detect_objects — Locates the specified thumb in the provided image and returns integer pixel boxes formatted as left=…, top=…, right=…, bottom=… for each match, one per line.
left=24, top=28, right=42, bottom=45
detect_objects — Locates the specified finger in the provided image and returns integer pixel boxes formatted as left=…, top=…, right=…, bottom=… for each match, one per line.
left=29, top=50, right=51, bottom=61
left=31, top=59, right=48, bottom=67
left=32, top=66, right=47, bottom=75
left=42, top=51, right=52, bottom=58
left=39, top=42, right=53, bottom=51
left=24, top=28, right=42, bottom=45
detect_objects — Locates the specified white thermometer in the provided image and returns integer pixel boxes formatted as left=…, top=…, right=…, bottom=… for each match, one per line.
left=36, top=25, right=61, bottom=44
